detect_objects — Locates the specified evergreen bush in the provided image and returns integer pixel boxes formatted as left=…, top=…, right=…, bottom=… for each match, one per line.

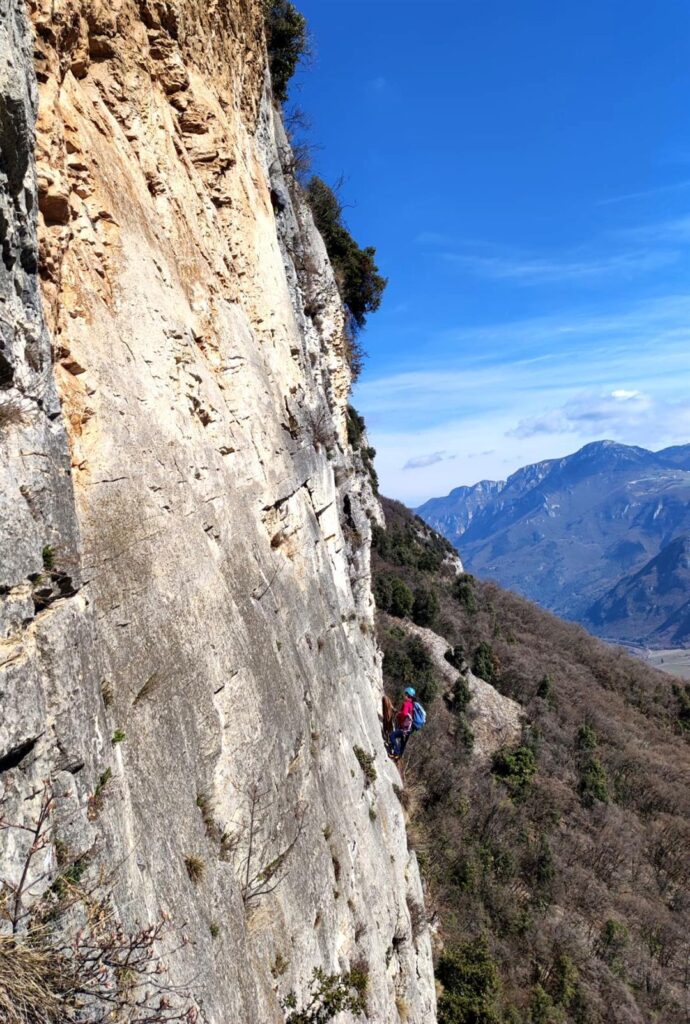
left=264, top=0, right=308, bottom=103
left=283, top=967, right=367, bottom=1023
left=491, top=745, right=537, bottom=798
left=579, top=756, right=609, bottom=805
left=436, top=937, right=501, bottom=1024
left=451, top=675, right=472, bottom=713
left=444, top=645, right=465, bottom=671
left=389, top=577, right=414, bottom=618
left=473, top=641, right=499, bottom=683
left=383, top=634, right=438, bottom=703
left=576, top=723, right=598, bottom=750
left=306, top=177, right=386, bottom=377
left=412, top=586, right=439, bottom=627
left=453, top=573, right=478, bottom=613
left=373, top=575, right=392, bottom=612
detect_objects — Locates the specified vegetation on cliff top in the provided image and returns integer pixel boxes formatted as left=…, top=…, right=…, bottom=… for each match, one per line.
left=374, top=496, right=690, bottom=1024
left=264, top=2, right=387, bottom=382
left=264, top=0, right=309, bottom=103
left=306, top=177, right=387, bottom=343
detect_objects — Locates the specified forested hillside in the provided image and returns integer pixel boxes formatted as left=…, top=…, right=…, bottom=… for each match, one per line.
left=374, top=496, right=690, bottom=1024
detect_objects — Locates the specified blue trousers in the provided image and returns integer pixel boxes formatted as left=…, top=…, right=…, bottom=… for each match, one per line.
left=390, top=729, right=411, bottom=757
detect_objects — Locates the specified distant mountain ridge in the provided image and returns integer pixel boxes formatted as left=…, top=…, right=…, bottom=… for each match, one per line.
left=416, top=440, right=690, bottom=646
left=588, top=534, right=690, bottom=646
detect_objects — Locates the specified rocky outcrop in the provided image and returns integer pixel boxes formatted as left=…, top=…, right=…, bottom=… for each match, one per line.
left=0, top=2, right=436, bottom=1021
left=385, top=618, right=522, bottom=761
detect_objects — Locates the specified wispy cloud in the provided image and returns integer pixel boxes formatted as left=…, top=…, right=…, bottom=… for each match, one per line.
left=368, top=75, right=389, bottom=94
left=417, top=213, right=690, bottom=286
left=599, top=179, right=690, bottom=205
left=357, top=294, right=690, bottom=423
left=355, top=293, right=690, bottom=504
left=403, top=450, right=456, bottom=470
left=616, top=215, right=690, bottom=244
left=509, top=389, right=647, bottom=438
left=415, top=230, right=453, bottom=246
left=441, top=248, right=679, bottom=283
left=509, top=388, right=690, bottom=441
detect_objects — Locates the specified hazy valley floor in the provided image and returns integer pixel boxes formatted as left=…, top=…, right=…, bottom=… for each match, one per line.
left=645, top=649, right=690, bottom=681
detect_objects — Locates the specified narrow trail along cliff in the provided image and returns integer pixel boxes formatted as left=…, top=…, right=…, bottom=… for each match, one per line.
left=0, top=1, right=437, bottom=1020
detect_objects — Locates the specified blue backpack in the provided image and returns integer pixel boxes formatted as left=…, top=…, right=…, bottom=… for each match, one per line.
left=412, top=701, right=426, bottom=730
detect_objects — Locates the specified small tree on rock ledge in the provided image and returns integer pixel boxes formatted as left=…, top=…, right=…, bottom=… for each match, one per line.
left=305, top=177, right=387, bottom=379
left=264, top=0, right=309, bottom=103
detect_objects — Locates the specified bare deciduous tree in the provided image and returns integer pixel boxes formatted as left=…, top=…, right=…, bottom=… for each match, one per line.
left=228, top=779, right=307, bottom=905
left=0, top=785, right=199, bottom=1024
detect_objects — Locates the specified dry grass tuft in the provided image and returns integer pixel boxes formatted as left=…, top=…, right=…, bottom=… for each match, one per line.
left=0, top=397, right=29, bottom=432
left=395, top=994, right=410, bottom=1022
left=184, top=854, right=205, bottom=884
left=0, top=931, right=75, bottom=1024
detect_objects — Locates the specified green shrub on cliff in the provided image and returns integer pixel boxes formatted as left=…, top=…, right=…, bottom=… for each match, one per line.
left=346, top=405, right=366, bottom=448
left=453, top=572, right=478, bottom=613
left=306, top=177, right=386, bottom=367
left=264, top=0, right=308, bottom=103
left=472, top=640, right=499, bottom=682
left=388, top=577, right=414, bottom=618
left=579, top=755, right=609, bottom=806
left=283, top=967, right=367, bottom=1023
left=382, top=633, right=438, bottom=703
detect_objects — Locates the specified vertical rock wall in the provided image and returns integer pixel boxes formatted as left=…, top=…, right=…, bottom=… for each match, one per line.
left=0, top=1, right=437, bottom=1020
left=1, top=0, right=102, bottom=860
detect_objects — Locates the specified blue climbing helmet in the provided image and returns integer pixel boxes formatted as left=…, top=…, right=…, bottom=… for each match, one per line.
left=404, top=687, right=416, bottom=697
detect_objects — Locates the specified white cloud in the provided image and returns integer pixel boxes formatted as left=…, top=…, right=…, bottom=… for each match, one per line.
left=417, top=211, right=690, bottom=286
left=509, top=389, right=690, bottom=441
left=617, top=215, right=690, bottom=244
left=368, top=76, right=389, bottom=93
left=403, top=451, right=456, bottom=470
left=441, top=248, right=679, bottom=284
left=598, top=179, right=690, bottom=205
left=415, top=231, right=453, bottom=246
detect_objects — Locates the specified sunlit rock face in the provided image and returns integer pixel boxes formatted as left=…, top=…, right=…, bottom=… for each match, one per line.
left=0, top=2, right=436, bottom=1020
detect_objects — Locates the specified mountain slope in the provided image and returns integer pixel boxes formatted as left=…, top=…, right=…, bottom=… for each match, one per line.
left=417, top=440, right=690, bottom=641
left=374, top=497, right=690, bottom=1024
left=657, top=443, right=690, bottom=469
left=588, top=535, right=690, bottom=645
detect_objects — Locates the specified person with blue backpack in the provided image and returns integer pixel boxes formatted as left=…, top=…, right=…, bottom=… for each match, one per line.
left=389, top=687, right=426, bottom=758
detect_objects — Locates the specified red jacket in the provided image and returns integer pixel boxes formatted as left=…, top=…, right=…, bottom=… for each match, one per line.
left=397, top=697, right=414, bottom=731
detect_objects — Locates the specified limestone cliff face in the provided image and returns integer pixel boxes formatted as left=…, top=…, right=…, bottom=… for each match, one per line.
left=0, top=2, right=436, bottom=1021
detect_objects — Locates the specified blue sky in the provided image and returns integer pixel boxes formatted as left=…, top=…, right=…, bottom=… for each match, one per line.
left=293, top=0, right=690, bottom=505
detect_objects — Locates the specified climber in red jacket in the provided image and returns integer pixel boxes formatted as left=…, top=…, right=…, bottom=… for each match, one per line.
left=390, top=687, right=416, bottom=757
